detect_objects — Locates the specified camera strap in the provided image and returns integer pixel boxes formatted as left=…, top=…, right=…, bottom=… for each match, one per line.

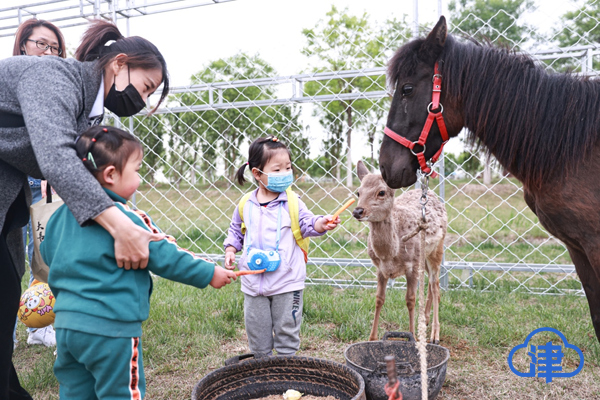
left=247, top=201, right=282, bottom=253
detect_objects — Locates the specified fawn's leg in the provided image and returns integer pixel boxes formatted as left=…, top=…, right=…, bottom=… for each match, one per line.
left=369, top=272, right=388, bottom=341
left=405, top=269, right=417, bottom=338
left=427, top=240, right=444, bottom=344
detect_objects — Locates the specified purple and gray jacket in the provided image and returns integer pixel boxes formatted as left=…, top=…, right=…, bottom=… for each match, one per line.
left=224, top=189, right=326, bottom=297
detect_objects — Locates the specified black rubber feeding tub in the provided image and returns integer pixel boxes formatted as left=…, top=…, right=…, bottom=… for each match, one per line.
left=344, top=332, right=449, bottom=400
left=193, top=355, right=366, bottom=400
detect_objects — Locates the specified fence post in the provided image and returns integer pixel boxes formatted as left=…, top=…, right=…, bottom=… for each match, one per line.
left=129, top=116, right=137, bottom=208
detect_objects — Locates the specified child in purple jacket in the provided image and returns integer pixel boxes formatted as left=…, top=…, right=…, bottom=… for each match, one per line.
left=224, top=136, right=339, bottom=356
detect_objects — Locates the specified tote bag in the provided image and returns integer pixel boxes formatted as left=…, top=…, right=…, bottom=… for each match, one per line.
left=30, top=185, right=63, bottom=283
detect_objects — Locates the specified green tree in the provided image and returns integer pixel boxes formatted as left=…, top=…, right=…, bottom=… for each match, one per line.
left=556, top=0, right=600, bottom=46
left=444, top=152, right=460, bottom=177
left=134, top=115, right=166, bottom=186
left=457, top=151, right=482, bottom=177
left=168, top=52, right=307, bottom=184
left=553, top=0, right=600, bottom=71
left=302, top=7, right=410, bottom=186
left=163, top=110, right=204, bottom=189
left=449, top=0, right=535, bottom=49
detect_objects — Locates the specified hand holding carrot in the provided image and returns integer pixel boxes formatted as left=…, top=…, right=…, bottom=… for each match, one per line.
left=210, top=265, right=237, bottom=288
left=316, top=215, right=340, bottom=232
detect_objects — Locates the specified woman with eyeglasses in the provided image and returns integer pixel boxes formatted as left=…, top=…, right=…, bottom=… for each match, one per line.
left=11, top=19, right=66, bottom=355
left=13, top=18, right=66, bottom=58
left=0, top=20, right=170, bottom=400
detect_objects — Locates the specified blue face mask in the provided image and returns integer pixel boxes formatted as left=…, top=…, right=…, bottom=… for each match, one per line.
left=258, top=169, right=294, bottom=193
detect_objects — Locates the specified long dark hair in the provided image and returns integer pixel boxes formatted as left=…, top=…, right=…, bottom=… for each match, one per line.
left=13, top=19, right=66, bottom=58
left=75, top=20, right=169, bottom=113
left=235, top=137, right=292, bottom=185
left=76, top=125, right=143, bottom=178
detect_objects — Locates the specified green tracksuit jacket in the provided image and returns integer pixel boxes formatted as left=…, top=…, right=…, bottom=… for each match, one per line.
left=41, top=188, right=215, bottom=338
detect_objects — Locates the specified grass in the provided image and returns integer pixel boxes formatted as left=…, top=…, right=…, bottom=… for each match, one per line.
left=14, top=175, right=595, bottom=398
left=14, top=274, right=600, bottom=399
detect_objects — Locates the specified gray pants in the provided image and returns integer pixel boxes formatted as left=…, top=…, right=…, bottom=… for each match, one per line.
left=244, top=290, right=303, bottom=356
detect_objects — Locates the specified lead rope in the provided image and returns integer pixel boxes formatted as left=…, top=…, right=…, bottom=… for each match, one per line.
left=402, top=173, right=430, bottom=400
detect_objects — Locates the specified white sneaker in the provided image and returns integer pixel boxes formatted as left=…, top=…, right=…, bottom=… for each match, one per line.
left=27, top=325, right=56, bottom=347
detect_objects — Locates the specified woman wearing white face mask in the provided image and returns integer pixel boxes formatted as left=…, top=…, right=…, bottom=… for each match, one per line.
left=0, top=20, right=170, bottom=399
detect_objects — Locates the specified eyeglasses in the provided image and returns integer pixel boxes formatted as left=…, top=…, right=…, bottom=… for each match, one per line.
left=26, top=39, right=62, bottom=56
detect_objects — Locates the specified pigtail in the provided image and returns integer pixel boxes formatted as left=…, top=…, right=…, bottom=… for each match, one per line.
left=75, top=135, right=100, bottom=175
left=76, top=125, right=142, bottom=178
left=236, top=163, right=249, bottom=186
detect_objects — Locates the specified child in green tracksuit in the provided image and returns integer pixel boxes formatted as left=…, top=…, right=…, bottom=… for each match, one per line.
left=41, top=126, right=236, bottom=400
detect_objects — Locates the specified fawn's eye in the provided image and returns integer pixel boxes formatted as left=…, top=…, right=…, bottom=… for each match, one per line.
left=378, top=191, right=385, bottom=196
left=402, top=84, right=414, bottom=96
left=356, top=191, right=360, bottom=198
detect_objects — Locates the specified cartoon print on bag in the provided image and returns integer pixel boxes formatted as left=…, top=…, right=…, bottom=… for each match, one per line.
left=18, top=282, right=56, bottom=328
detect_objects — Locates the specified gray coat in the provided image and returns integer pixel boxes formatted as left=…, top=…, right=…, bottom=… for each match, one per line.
left=0, top=55, right=114, bottom=277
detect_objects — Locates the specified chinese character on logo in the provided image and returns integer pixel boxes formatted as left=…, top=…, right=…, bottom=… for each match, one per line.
left=508, top=327, right=584, bottom=383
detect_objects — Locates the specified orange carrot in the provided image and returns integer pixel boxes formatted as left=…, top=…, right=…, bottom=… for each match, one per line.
left=234, top=269, right=266, bottom=276
left=328, top=198, right=356, bottom=225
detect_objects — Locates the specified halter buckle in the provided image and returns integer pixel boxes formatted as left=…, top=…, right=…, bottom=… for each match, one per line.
left=427, top=102, right=444, bottom=114
left=410, top=142, right=426, bottom=156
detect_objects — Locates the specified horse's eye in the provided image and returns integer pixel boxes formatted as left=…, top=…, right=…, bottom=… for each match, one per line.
left=402, top=84, right=414, bottom=96
left=378, top=191, right=386, bottom=196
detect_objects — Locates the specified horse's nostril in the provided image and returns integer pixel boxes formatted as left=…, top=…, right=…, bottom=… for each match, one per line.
left=352, top=208, right=364, bottom=219
left=380, top=166, right=387, bottom=181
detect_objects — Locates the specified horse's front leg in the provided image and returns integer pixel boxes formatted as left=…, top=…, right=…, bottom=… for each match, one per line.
left=567, top=245, right=600, bottom=344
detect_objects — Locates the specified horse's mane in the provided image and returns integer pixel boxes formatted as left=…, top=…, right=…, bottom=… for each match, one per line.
left=389, top=35, right=600, bottom=189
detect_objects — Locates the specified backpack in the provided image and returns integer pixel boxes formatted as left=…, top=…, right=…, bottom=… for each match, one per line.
left=238, top=188, right=310, bottom=262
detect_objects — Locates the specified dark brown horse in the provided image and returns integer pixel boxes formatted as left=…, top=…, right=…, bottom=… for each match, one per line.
left=379, top=16, right=600, bottom=343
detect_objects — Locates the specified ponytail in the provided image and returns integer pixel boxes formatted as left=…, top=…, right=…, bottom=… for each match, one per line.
left=236, top=163, right=249, bottom=185
left=75, top=20, right=170, bottom=112
left=74, top=20, right=123, bottom=62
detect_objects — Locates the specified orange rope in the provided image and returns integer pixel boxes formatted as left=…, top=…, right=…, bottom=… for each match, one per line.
left=384, top=381, right=402, bottom=400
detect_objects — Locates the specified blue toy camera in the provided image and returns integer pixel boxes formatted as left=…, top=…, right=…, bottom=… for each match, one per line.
left=247, top=248, right=281, bottom=272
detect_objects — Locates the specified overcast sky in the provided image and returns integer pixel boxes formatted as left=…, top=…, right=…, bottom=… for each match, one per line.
left=0, top=0, right=584, bottom=161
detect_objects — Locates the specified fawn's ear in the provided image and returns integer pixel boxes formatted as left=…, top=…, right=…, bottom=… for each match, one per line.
left=357, top=160, right=369, bottom=182
left=419, top=15, right=447, bottom=64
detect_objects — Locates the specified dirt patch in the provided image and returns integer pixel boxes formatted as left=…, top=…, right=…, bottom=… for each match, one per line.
left=253, top=396, right=338, bottom=400
left=460, top=184, right=487, bottom=196
left=490, top=184, right=521, bottom=197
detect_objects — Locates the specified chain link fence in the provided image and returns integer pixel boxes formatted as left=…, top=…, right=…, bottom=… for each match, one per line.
left=115, top=0, right=600, bottom=295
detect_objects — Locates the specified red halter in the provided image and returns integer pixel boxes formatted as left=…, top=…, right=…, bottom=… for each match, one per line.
left=384, top=62, right=449, bottom=178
